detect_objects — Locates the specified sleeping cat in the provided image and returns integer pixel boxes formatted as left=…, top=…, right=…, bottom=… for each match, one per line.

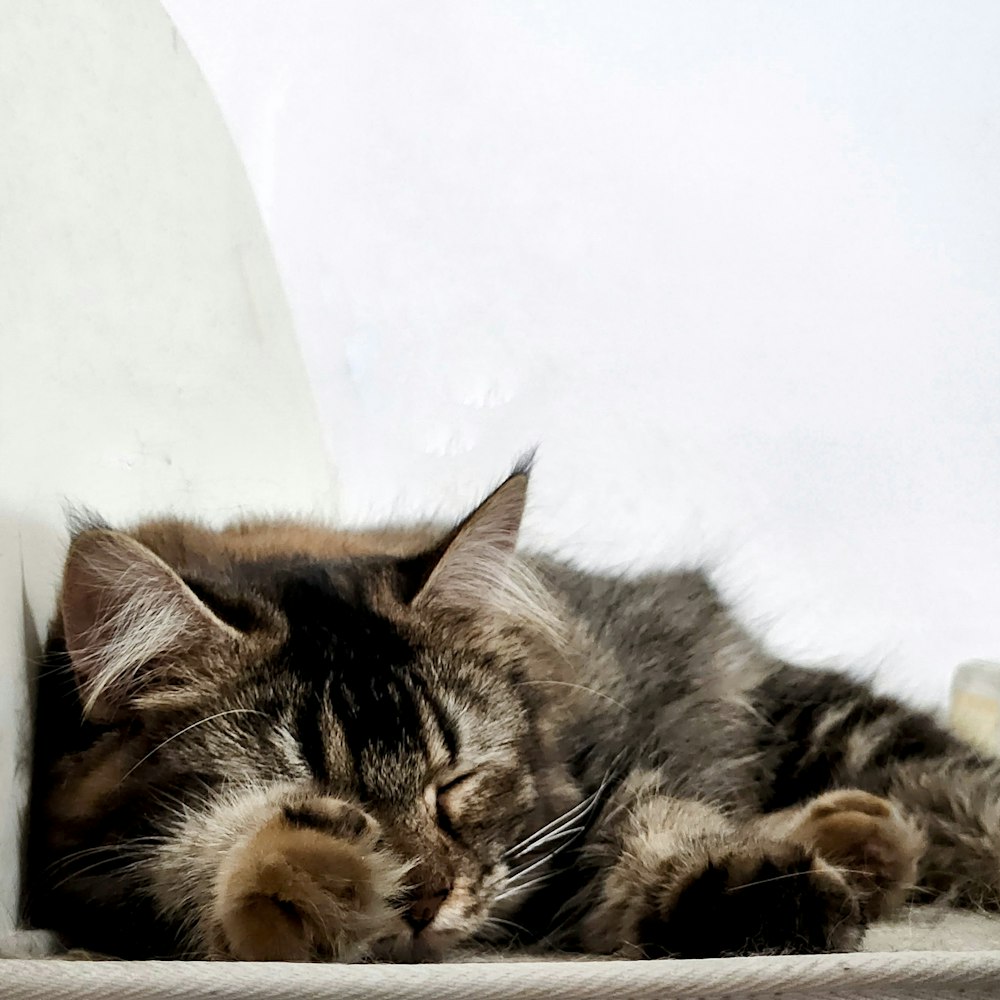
left=26, top=464, right=1000, bottom=961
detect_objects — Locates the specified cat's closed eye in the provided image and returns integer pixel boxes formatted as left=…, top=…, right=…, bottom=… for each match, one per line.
left=427, top=771, right=478, bottom=836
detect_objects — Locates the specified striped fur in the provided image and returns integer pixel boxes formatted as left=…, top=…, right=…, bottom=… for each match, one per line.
left=25, top=468, right=1000, bottom=961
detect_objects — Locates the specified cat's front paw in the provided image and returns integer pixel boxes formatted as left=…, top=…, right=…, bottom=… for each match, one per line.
left=631, top=841, right=860, bottom=958
left=211, top=799, right=407, bottom=961
left=787, top=789, right=924, bottom=920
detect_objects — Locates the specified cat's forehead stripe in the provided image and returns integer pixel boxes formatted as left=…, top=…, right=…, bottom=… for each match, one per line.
left=267, top=563, right=432, bottom=795
left=406, top=670, right=460, bottom=765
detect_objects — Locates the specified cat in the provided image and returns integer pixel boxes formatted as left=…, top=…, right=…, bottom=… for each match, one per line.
left=25, top=463, right=1000, bottom=962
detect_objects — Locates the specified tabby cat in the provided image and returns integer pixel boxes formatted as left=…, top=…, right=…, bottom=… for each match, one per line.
left=26, top=465, right=1000, bottom=961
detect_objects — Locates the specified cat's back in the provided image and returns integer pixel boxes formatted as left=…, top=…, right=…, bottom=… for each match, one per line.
left=528, top=554, right=766, bottom=684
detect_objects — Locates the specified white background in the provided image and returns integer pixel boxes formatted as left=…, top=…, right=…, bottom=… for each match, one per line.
left=163, top=1, right=1000, bottom=708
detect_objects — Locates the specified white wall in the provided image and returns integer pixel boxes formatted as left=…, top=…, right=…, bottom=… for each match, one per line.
left=0, top=0, right=335, bottom=939
left=163, top=1, right=1000, bottom=710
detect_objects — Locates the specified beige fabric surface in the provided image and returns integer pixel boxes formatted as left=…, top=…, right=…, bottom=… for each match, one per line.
left=863, top=907, right=1000, bottom=952
left=1, top=950, right=999, bottom=1000
left=3, top=910, right=999, bottom=1000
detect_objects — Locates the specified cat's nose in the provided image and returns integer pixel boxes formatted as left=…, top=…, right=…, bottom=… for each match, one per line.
left=404, top=884, right=451, bottom=935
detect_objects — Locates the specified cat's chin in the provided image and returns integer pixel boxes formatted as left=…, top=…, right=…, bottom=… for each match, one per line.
left=370, top=927, right=463, bottom=963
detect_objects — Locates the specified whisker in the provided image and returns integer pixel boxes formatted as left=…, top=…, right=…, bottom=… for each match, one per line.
left=725, top=866, right=878, bottom=893
left=494, top=871, right=562, bottom=903
left=481, top=915, right=531, bottom=936
left=505, top=778, right=610, bottom=860
left=508, top=824, right=586, bottom=864
left=725, top=870, right=815, bottom=892
left=515, top=679, right=629, bottom=712
left=506, top=852, right=557, bottom=886
left=119, top=709, right=266, bottom=782
left=506, top=829, right=586, bottom=881
left=48, top=855, right=147, bottom=894
left=506, top=756, right=626, bottom=862
left=505, top=798, right=595, bottom=860
left=46, top=837, right=164, bottom=873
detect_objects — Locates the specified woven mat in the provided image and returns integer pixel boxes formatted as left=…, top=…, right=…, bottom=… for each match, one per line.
left=3, top=910, right=999, bottom=1000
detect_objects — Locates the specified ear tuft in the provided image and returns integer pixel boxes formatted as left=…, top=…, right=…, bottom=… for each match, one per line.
left=410, top=467, right=564, bottom=642
left=60, top=529, right=238, bottom=720
left=412, top=470, right=529, bottom=611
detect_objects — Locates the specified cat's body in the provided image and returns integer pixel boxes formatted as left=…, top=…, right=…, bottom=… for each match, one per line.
left=26, top=470, right=1000, bottom=961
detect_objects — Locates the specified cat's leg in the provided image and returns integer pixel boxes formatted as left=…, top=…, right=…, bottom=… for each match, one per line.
left=579, top=773, right=922, bottom=958
left=757, top=788, right=924, bottom=920
left=151, top=784, right=409, bottom=961
left=868, top=753, right=1000, bottom=910
left=768, top=666, right=1000, bottom=910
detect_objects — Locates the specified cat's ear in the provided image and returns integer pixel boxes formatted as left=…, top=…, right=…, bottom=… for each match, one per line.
left=410, top=468, right=529, bottom=611
left=60, top=529, right=240, bottom=721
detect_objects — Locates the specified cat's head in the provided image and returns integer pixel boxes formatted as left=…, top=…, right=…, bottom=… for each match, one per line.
left=46, top=469, right=581, bottom=960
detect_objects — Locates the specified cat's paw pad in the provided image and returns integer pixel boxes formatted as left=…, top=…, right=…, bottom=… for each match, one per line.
left=791, top=790, right=924, bottom=917
left=630, top=842, right=860, bottom=958
left=213, top=799, right=405, bottom=961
